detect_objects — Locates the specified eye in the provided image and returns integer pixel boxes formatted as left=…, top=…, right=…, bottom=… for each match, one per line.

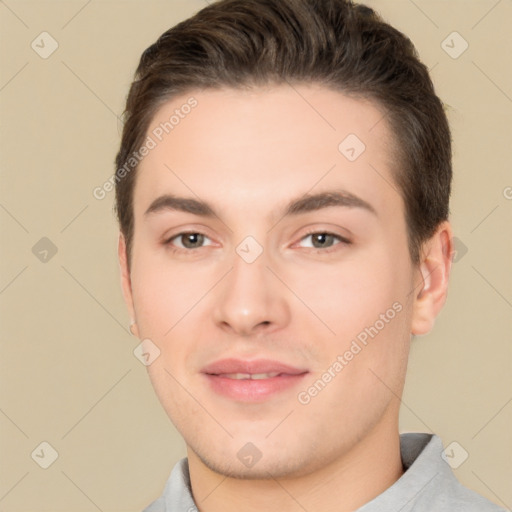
left=167, top=232, right=213, bottom=250
left=298, top=232, right=350, bottom=250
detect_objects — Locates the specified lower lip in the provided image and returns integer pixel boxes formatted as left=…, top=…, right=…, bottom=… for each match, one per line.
left=204, top=373, right=308, bottom=402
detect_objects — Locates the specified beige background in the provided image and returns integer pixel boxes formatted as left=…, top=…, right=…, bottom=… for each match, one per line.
left=0, top=0, right=511, bottom=510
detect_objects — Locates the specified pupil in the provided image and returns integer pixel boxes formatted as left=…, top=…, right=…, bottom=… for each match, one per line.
left=313, top=233, right=332, bottom=248
left=184, top=233, right=203, bottom=248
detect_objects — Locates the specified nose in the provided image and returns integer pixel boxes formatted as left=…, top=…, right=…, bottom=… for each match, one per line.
left=212, top=248, right=291, bottom=337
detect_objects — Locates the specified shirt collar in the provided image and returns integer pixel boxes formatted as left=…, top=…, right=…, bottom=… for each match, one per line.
left=154, top=433, right=452, bottom=512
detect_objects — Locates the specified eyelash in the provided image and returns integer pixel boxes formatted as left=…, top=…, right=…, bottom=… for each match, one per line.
left=164, top=230, right=351, bottom=254
left=164, top=232, right=214, bottom=252
left=298, top=229, right=352, bottom=253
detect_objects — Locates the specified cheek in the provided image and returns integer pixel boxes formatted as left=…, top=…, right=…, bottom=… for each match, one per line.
left=325, top=254, right=413, bottom=398
left=129, top=249, right=215, bottom=338
left=129, top=255, right=207, bottom=413
left=287, top=241, right=414, bottom=392
left=285, top=253, right=408, bottom=339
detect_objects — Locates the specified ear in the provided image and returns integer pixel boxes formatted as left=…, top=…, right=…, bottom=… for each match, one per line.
left=118, top=234, right=140, bottom=338
left=411, top=221, right=454, bottom=336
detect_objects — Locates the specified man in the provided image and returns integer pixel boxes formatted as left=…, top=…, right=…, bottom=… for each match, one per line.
left=114, top=0, right=505, bottom=510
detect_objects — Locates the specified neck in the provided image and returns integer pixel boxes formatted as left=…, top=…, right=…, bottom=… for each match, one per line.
left=187, top=416, right=403, bottom=512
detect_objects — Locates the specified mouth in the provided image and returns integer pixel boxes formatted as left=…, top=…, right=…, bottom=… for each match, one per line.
left=202, top=359, right=309, bottom=402
left=215, top=372, right=282, bottom=380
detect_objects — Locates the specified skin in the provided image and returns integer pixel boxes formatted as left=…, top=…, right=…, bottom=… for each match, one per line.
left=119, top=85, right=453, bottom=512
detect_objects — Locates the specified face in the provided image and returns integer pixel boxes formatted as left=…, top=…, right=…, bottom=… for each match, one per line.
left=120, top=85, right=443, bottom=479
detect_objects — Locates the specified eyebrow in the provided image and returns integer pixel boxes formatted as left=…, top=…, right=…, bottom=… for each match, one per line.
left=144, top=190, right=377, bottom=219
left=145, top=195, right=215, bottom=217
left=284, top=191, right=376, bottom=217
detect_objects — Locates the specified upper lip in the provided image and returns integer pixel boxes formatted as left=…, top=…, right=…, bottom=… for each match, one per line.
left=202, top=358, right=308, bottom=376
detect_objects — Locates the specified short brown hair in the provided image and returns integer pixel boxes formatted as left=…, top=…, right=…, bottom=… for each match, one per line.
left=115, top=0, right=451, bottom=264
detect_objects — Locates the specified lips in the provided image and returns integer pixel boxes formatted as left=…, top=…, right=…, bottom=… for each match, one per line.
left=218, top=372, right=281, bottom=380
left=202, top=358, right=308, bottom=402
left=202, top=358, right=307, bottom=377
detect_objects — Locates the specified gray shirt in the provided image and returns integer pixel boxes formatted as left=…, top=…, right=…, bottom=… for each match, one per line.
left=143, top=433, right=505, bottom=511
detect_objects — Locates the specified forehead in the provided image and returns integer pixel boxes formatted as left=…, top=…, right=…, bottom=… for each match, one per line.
left=134, top=84, right=401, bottom=219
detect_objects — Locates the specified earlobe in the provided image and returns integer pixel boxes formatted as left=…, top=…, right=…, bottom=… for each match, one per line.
left=411, top=221, right=453, bottom=336
left=118, top=234, right=139, bottom=338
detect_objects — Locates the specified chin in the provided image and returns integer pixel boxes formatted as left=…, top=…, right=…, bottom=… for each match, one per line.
left=191, top=438, right=329, bottom=481
left=200, top=455, right=303, bottom=480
